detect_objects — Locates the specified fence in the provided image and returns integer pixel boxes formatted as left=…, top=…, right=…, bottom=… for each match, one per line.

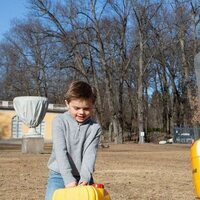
left=173, top=127, right=200, bottom=144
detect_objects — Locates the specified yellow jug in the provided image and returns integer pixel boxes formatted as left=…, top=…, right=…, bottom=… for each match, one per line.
left=52, top=183, right=111, bottom=200
left=191, top=139, right=200, bottom=198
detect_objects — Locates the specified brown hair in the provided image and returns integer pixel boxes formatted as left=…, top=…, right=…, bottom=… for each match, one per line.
left=64, top=81, right=97, bottom=103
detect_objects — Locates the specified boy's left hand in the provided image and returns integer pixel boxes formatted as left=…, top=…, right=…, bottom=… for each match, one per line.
left=79, top=181, right=88, bottom=186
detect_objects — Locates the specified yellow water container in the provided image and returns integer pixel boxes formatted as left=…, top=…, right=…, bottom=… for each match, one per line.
left=191, top=139, right=200, bottom=198
left=52, top=183, right=111, bottom=200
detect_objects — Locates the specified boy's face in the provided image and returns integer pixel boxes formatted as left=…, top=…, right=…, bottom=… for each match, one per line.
left=66, top=98, right=94, bottom=123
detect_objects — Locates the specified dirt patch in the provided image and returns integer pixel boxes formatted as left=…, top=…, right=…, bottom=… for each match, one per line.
left=0, top=142, right=196, bottom=200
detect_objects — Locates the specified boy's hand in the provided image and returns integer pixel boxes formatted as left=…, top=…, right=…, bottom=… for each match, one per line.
left=79, top=181, right=88, bottom=186
left=65, top=181, right=77, bottom=188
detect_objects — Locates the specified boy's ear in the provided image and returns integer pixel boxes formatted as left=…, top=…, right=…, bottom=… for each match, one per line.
left=65, top=100, right=69, bottom=108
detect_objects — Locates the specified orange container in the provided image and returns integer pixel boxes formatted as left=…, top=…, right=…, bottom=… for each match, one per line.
left=191, top=139, right=200, bottom=198
left=52, top=183, right=111, bottom=200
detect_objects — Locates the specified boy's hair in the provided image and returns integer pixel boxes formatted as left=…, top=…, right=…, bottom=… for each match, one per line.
left=64, top=81, right=97, bottom=103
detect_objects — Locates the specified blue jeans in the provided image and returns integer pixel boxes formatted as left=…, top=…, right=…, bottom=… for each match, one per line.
left=45, top=170, right=65, bottom=200
left=45, top=170, right=94, bottom=200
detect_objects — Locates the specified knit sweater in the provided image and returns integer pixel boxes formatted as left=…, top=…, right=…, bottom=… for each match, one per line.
left=47, top=111, right=101, bottom=186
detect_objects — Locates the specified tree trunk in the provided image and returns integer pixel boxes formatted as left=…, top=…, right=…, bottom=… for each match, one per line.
left=138, top=30, right=144, bottom=144
left=179, top=37, right=192, bottom=125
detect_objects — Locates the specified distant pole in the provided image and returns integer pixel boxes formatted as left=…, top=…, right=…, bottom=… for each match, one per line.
left=139, top=131, right=145, bottom=144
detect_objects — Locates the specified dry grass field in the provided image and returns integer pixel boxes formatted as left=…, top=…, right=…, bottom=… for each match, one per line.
left=0, top=142, right=196, bottom=200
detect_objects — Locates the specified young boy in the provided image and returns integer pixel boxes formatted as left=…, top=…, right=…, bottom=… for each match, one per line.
left=45, top=81, right=102, bottom=200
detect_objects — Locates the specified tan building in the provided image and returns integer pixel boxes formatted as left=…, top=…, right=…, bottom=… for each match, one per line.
left=0, top=100, right=66, bottom=141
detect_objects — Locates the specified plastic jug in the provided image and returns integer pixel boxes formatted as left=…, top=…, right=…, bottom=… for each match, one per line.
left=52, top=183, right=111, bottom=200
left=191, top=139, right=200, bottom=198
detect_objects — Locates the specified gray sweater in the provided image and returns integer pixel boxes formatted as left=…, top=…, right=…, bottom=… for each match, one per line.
left=47, top=111, right=101, bottom=186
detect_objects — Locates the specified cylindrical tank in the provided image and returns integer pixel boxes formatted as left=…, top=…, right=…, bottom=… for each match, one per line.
left=191, top=139, right=200, bottom=198
left=52, top=183, right=111, bottom=200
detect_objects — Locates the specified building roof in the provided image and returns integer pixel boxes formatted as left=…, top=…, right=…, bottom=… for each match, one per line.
left=0, top=100, right=66, bottom=113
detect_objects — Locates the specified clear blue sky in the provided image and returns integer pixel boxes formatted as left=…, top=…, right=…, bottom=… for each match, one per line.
left=0, top=0, right=29, bottom=40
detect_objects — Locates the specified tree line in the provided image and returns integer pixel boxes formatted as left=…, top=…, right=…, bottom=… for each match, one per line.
left=0, top=0, right=200, bottom=143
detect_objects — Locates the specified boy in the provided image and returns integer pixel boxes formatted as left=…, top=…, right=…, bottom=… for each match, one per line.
left=45, top=81, right=101, bottom=200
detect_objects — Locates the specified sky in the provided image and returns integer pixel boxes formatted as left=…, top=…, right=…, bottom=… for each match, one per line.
left=0, top=0, right=29, bottom=40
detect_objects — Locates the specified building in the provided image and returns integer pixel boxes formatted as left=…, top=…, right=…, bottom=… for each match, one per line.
left=0, top=100, right=66, bottom=141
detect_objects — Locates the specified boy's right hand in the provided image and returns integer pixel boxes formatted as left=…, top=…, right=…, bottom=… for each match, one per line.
left=65, top=181, right=77, bottom=188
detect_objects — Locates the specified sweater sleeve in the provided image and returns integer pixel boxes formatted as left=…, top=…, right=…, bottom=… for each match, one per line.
left=79, top=125, right=102, bottom=184
left=52, top=116, right=76, bottom=186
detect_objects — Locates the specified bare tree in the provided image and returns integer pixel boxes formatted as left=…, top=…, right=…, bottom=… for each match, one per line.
left=0, top=18, right=69, bottom=102
left=131, top=0, right=162, bottom=142
left=1, top=0, right=200, bottom=143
